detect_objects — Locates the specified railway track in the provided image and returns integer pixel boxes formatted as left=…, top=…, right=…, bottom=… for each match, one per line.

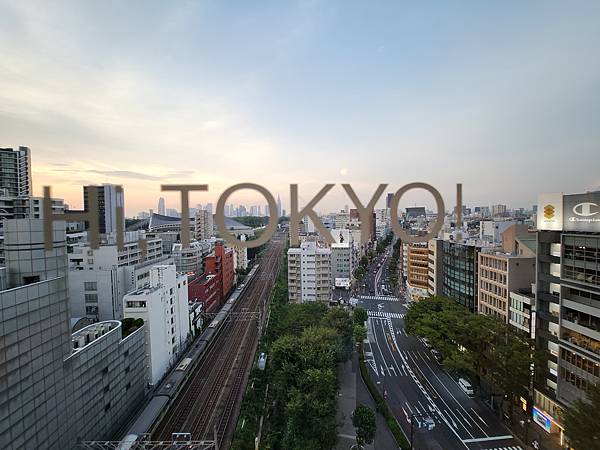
left=152, top=234, right=285, bottom=448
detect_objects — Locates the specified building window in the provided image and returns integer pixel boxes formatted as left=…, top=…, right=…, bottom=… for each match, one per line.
left=84, top=293, right=98, bottom=303
left=84, top=281, right=97, bottom=291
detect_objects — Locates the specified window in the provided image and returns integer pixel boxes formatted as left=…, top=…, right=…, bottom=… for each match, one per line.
left=84, top=282, right=97, bottom=291
left=85, top=306, right=98, bottom=315
left=84, top=293, right=98, bottom=303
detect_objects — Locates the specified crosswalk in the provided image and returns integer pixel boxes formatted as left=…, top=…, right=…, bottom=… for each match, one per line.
left=483, top=447, right=523, bottom=450
left=368, top=310, right=405, bottom=319
left=360, top=295, right=401, bottom=302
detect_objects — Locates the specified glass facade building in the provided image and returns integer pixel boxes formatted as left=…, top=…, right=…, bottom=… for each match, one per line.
left=441, top=241, right=481, bottom=312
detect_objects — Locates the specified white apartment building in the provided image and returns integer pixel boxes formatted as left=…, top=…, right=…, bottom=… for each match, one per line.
left=374, top=208, right=390, bottom=239
left=123, top=264, right=190, bottom=385
left=68, top=233, right=169, bottom=321
left=288, top=241, right=332, bottom=303
left=334, top=210, right=350, bottom=229
left=195, top=209, right=214, bottom=240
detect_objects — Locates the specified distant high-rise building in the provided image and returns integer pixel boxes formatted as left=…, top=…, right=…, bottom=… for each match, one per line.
left=0, top=146, right=32, bottom=197
left=205, top=203, right=213, bottom=214
left=83, top=184, right=124, bottom=234
left=166, top=208, right=180, bottom=218
left=492, top=204, right=508, bottom=217
left=386, top=192, right=394, bottom=209
left=158, top=197, right=166, bottom=215
left=264, top=204, right=270, bottom=217
left=277, top=194, right=282, bottom=218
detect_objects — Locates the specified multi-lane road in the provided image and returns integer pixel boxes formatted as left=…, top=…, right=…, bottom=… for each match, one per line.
left=358, top=245, right=524, bottom=450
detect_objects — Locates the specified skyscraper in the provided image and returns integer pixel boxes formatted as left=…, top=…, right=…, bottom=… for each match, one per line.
left=386, top=192, right=394, bottom=209
left=0, top=146, right=32, bottom=197
left=83, top=184, right=124, bottom=234
left=277, top=193, right=282, bottom=218
left=158, top=197, right=166, bottom=215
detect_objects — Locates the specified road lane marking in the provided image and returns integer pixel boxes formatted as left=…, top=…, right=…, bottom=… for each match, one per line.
left=380, top=319, right=469, bottom=448
left=470, top=407, right=488, bottom=427
left=413, top=350, right=491, bottom=437
left=462, top=435, right=513, bottom=443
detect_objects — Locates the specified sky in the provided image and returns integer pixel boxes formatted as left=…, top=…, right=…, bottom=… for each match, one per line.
left=1, top=1, right=600, bottom=216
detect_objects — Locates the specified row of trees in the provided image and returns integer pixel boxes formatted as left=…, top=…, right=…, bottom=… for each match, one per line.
left=404, top=296, right=533, bottom=416
left=232, top=251, right=355, bottom=450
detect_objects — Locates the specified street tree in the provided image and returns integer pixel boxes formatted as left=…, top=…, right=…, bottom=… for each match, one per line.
left=354, top=306, right=368, bottom=325
left=353, top=324, right=367, bottom=345
left=352, top=404, right=376, bottom=449
left=563, top=383, right=600, bottom=450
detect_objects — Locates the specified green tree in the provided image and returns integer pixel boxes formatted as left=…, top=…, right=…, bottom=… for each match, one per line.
left=360, top=255, right=369, bottom=268
left=352, top=404, right=376, bottom=449
left=354, top=266, right=366, bottom=281
left=353, top=306, right=368, bottom=325
left=353, top=324, right=367, bottom=345
left=563, top=383, right=600, bottom=450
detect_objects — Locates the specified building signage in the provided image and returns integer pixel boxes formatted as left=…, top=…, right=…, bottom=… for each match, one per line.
left=563, top=192, right=600, bottom=232
left=533, top=406, right=552, bottom=433
left=537, top=193, right=563, bottom=231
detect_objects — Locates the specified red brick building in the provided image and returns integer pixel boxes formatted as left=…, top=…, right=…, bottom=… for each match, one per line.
left=187, top=241, right=234, bottom=313
left=188, top=273, right=220, bottom=312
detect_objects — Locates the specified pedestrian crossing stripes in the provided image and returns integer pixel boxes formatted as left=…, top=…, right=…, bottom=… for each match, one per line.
left=360, top=295, right=401, bottom=302
left=483, top=447, right=522, bottom=450
left=368, top=310, right=405, bottom=319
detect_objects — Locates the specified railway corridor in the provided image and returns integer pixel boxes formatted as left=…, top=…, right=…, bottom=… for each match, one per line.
left=152, top=234, right=285, bottom=449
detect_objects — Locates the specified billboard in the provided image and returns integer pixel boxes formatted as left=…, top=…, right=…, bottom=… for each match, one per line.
left=537, top=193, right=563, bottom=231
left=563, top=192, right=600, bottom=232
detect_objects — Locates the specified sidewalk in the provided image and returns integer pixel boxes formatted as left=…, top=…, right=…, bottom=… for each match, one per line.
left=510, top=410, right=565, bottom=450
left=336, top=352, right=399, bottom=450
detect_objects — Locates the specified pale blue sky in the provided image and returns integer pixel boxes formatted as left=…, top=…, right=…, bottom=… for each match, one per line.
left=1, top=1, right=599, bottom=214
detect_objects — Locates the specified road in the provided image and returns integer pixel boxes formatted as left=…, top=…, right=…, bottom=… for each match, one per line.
left=358, top=245, right=524, bottom=450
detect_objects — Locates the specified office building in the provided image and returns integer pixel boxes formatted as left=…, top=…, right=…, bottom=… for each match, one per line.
left=331, top=242, right=353, bottom=289
left=123, top=265, right=190, bottom=385
left=509, top=289, right=535, bottom=334
left=427, top=239, right=443, bottom=296
left=405, top=206, right=427, bottom=220
left=405, top=242, right=430, bottom=301
left=68, top=233, right=167, bottom=321
left=386, top=192, right=394, bottom=209
left=195, top=209, right=214, bottom=240
left=478, top=249, right=536, bottom=322
left=158, top=197, right=166, bottom=215
left=0, top=146, right=32, bottom=197
left=492, top=204, right=508, bottom=217
left=83, top=184, right=124, bottom=234
left=533, top=191, right=600, bottom=445
left=0, top=219, right=146, bottom=450
left=171, top=240, right=208, bottom=274
left=441, top=240, right=482, bottom=312
left=287, top=241, right=332, bottom=303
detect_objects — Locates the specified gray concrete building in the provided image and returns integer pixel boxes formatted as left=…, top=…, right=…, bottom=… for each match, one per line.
left=0, top=146, right=31, bottom=197
left=0, top=219, right=147, bottom=450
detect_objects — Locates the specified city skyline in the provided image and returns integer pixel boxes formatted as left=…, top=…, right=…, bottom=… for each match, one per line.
left=1, top=1, right=600, bottom=214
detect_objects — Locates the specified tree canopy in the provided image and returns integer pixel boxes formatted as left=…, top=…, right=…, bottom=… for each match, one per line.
left=352, top=404, right=376, bottom=449
left=405, top=296, right=534, bottom=410
left=563, top=383, right=600, bottom=450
